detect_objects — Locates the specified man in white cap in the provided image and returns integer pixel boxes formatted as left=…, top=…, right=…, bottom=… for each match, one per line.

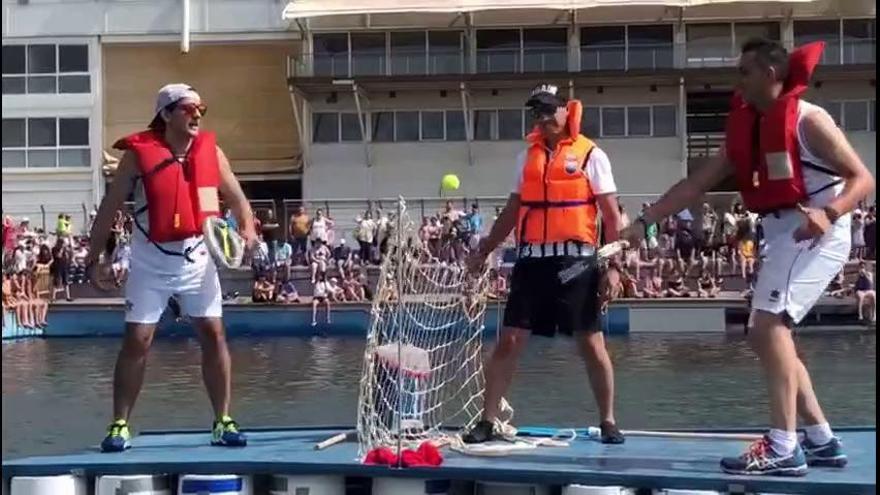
left=87, top=83, right=257, bottom=452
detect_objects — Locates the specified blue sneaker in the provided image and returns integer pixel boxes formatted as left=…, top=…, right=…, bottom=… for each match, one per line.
left=100, top=419, right=132, bottom=453
left=211, top=415, right=247, bottom=447
left=801, top=436, right=848, bottom=467
left=720, top=436, right=808, bottom=476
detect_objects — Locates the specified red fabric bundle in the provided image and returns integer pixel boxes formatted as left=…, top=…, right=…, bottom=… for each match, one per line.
left=363, top=442, right=443, bottom=467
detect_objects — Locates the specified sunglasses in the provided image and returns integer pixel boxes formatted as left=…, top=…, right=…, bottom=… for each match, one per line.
left=174, top=102, right=208, bottom=117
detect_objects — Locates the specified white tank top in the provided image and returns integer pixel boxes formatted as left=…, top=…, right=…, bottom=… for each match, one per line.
left=795, top=100, right=847, bottom=217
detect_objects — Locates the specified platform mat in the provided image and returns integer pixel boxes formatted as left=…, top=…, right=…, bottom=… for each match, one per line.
left=2, top=426, right=875, bottom=495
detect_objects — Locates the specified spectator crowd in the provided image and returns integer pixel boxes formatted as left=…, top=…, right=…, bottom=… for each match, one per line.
left=2, top=197, right=875, bottom=329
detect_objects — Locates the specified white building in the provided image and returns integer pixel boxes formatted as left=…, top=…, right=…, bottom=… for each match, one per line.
left=2, top=0, right=876, bottom=229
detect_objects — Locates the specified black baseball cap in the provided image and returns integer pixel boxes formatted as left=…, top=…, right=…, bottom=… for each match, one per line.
left=525, top=84, right=567, bottom=110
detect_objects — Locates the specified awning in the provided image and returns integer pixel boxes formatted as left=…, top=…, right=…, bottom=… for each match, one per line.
left=282, top=0, right=820, bottom=20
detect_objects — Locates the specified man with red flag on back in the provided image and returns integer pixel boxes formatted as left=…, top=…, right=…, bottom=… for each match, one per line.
left=623, top=39, right=874, bottom=476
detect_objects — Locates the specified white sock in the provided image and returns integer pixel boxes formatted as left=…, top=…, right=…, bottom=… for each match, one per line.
left=768, top=428, right=798, bottom=456
left=804, top=423, right=834, bottom=445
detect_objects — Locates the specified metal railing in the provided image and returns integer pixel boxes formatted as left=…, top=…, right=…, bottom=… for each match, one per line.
left=685, top=40, right=739, bottom=68
left=687, top=133, right=725, bottom=159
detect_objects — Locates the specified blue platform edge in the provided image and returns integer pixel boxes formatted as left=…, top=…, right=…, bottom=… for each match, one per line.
left=3, top=426, right=875, bottom=495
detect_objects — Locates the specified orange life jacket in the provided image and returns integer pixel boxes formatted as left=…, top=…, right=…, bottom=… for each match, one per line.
left=517, top=99, right=599, bottom=246
left=725, top=42, right=839, bottom=214
left=113, top=130, right=221, bottom=255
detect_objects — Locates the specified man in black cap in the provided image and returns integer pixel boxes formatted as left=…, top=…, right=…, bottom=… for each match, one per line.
left=465, top=84, right=625, bottom=444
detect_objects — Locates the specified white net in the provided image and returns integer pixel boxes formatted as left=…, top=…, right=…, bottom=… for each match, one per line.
left=356, top=197, right=492, bottom=458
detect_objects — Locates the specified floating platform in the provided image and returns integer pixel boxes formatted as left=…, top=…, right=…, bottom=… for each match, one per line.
left=2, top=426, right=875, bottom=495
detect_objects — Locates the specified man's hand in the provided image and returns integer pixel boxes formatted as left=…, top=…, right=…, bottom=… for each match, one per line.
left=793, top=204, right=832, bottom=248
left=240, top=227, right=259, bottom=252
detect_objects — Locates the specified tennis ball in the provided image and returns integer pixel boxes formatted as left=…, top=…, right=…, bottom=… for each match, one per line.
left=441, top=173, right=460, bottom=191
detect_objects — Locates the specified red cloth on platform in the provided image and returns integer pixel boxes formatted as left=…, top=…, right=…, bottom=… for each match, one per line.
left=362, top=442, right=443, bottom=467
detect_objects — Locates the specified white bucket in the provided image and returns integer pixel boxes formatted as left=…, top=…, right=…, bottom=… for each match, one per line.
left=563, top=487, right=636, bottom=495
left=97, top=475, right=172, bottom=495
left=653, top=491, right=722, bottom=495
left=475, top=482, right=551, bottom=495
left=10, top=475, right=86, bottom=495
left=177, top=475, right=252, bottom=495
left=269, top=475, right=345, bottom=495
left=372, top=478, right=450, bottom=495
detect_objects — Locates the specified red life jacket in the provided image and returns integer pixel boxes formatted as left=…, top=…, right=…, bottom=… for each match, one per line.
left=725, top=42, right=839, bottom=214
left=113, top=130, right=221, bottom=250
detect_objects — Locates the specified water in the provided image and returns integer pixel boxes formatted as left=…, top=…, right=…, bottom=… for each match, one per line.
left=2, top=333, right=875, bottom=459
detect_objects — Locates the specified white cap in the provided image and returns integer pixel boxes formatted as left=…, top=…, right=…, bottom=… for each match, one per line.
left=154, top=83, right=200, bottom=117
left=339, top=239, right=346, bottom=244
left=21, top=217, right=29, bottom=222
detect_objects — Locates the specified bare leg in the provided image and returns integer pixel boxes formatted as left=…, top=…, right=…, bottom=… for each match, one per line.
left=192, top=317, right=232, bottom=418
left=112, top=323, right=157, bottom=421
left=311, top=300, right=318, bottom=325
left=577, top=330, right=616, bottom=424
left=324, top=300, right=332, bottom=323
left=482, top=327, right=530, bottom=421
left=747, top=311, right=799, bottom=432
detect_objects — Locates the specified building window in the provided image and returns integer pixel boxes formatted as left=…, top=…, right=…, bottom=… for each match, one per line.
left=794, top=20, right=841, bottom=65
left=583, top=105, right=677, bottom=138
left=313, top=34, right=349, bottom=77
left=686, top=24, right=733, bottom=68
left=628, top=25, right=674, bottom=70
left=2, top=117, right=90, bottom=169
left=497, top=110, right=524, bottom=140
left=473, top=110, right=495, bottom=140
left=372, top=112, right=395, bottom=142
left=421, top=111, right=445, bottom=140
left=340, top=113, right=364, bottom=141
left=843, top=19, right=875, bottom=64
left=734, top=22, right=781, bottom=48
left=477, top=29, right=521, bottom=73
left=842, top=101, right=870, bottom=131
left=395, top=111, right=420, bottom=141
left=581, top=26, right=625, bottom=71
left=391, top=31, right=426, bottom=75
left=522, top=28, right=567, bottom=72
left=312, top=112, right=339, bottom=143
left=2, top=43, right=90, bottom=95
left=429, top=31, right=465, bottom=75
left=351, top=33, right=387, bottom=76
left=445, top=110, right=467, bottom=141
left=822, top=101, right=843, bottom=126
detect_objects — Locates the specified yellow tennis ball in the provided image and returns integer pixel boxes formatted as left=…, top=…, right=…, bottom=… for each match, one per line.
left=441, top=173, right=460, bottom=191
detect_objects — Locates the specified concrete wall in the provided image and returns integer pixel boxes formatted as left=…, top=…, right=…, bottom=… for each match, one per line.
left=102, top=43, right=301, bottom=175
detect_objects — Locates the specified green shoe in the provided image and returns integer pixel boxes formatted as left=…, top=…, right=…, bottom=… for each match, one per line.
left=100, top=419, right=131, bottom=452
left=211, top=415, right=247, bottom=447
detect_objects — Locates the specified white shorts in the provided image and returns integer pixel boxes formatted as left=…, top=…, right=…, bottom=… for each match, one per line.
left=124, top=237, right=223, bottom=324
left=752, top=209, right=851, bottom=325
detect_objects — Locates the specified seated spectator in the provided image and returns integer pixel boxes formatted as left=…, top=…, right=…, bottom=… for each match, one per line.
left=252, top=274, right=275, bottom=303
left=664, top=269, right=690, bottom=298
left=274, top=238, right=293, bottom=281
left=251, top=236, right=272, bottom=278
left=640, top=272, right=663, bottom=299
left=276, top=276, right=300, bottom=304
left=327, top=277, right=346, bottom=302
left=621, top=269, right=640, bottom=298
left=697, top=271, right=720, bottom=298
left=311, top=272, right=332, bottom=326
left=657, top=232, right=676, bottom=278
left=332, top=239, right=353, bottom=279
left=701, top=202, right=718, bottom=246
left=622, top=247, right=641, bottom=280
left=488, top=269, right=508, bottom=299
left=825, top=271, right=848, bottom=298
left=22, top=271, right=48, bottom=327
left=342, top=271, right=364, bottom=302
left=12, top=245, right=27, bottom=275
left=852, top=210, right=866, bottom=260
left=639, top=202, right=660, bottom=255
left=674, top=220, right=699, bottom=275
left=310, top=239, right=331, bottom=284
left=3, top=272, right=34, bottom=328
left=70, top=240, right=89, bottom=285
left=715, top=245, right=734, bottom=277
left=426, top=217, right=442, bottom=260
left=854, top=261, right=875, bottom=323
left=737, top=228, right=757, bottom=280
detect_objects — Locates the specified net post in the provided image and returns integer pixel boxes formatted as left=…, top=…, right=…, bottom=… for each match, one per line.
left=395, top=195, right=405, bottom=467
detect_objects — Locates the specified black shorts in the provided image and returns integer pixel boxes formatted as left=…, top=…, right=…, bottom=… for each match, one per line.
left=503, top=256, right=601, bottom=337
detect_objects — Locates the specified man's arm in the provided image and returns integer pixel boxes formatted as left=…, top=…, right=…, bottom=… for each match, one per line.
left=641, top=152, right=732, bottom=226
left=475, top=193, right=521, bottom=258
left=801, top=110, right=875, bottom=218
left=216, top=147, right=257, bottom=247
left=595, top=194, right=621, bottom=243
left=86, top=151, right=137, bottom=264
